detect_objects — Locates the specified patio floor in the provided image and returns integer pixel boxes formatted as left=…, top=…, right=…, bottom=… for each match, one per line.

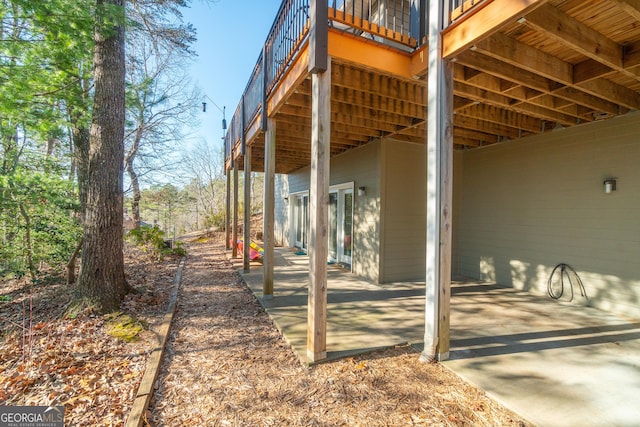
left=229, top=247, right=640, bottom=427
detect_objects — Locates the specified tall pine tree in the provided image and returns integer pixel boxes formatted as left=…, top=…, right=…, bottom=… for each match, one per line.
left=77, top=0, right=128, bottom=311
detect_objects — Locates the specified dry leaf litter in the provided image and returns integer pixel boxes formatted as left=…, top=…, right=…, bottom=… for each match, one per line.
left=149, top=236, right=530, bottom=427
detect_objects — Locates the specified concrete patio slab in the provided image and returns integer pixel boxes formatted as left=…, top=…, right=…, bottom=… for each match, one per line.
left=229, top=247, right=640, bottom=427
left=445, top=283, right=640, bottom=427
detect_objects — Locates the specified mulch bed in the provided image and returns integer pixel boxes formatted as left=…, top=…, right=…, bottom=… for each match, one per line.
left=1, top=235, right=530, bottom=426
left=149, top=237, right=530, bottom=427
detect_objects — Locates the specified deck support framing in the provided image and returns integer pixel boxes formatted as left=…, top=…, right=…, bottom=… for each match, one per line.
left=423, top=0, right=453, bottom=363
left=263, top=119, right=276, bottom=298
left=243, top=145, right=252, bottom=273
left=232, top=161, right=239, bottom=258
left=307, top=58, right=331, bottom=363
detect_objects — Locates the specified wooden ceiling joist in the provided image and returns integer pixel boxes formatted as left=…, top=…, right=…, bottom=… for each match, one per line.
left=227, top=1, right=640, bottom=173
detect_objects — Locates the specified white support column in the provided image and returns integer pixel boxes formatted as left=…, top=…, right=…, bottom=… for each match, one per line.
left=307, top=59, right=331, bottom=363
left=232, top=160, right=239, bottom=258
left=243, top=145, right=252, bottom=273
left=263, top=119, right=276, bottom=298
left=422, top=0, right=453, bottom=362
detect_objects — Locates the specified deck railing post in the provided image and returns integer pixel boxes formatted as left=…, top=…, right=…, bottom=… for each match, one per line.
left=309, top=0, right=328, bottom=73
left=261, top=46, right=268, bottom=132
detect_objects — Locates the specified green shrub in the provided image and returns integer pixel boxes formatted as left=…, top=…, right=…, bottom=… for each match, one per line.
left=127, top=225, right=186, bottom=258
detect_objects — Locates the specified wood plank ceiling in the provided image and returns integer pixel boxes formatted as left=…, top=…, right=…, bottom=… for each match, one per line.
left=245, top=0, right=640, bottom=174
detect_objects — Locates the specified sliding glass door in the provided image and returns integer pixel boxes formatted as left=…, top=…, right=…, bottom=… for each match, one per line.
left=293, top=184, right=353, bottom=268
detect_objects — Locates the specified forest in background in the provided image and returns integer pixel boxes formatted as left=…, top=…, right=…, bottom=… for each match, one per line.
left=0, top=0, right=263, bottom=292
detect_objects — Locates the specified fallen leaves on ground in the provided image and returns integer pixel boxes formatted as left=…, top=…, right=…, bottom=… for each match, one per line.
left=0, top=246, right=180, bottom=426
left=150, top=237, right=530, bottom=427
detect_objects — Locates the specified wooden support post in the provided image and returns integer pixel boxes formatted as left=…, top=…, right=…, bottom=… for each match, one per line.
left=263, top=119, right=276, bottom=298
left=243, top=145, right=252, bottom=273
left=309, top=0, right=328, bottom=73
left=232, top=160, right=239, bottom=258
left=422, top=0, right=453, bottom=362
left=225, top=169, right=231, bottom=250
left=307, top=59, right=331, bottom=363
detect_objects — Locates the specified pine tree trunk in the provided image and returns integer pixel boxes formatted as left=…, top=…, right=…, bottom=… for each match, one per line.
left=72, top=124, right=90, bottom=223
left=125, top=158, right=141, bottom=229
left=125, top=124, right=143, bottom=229
left=77, top=0, right=128, bottom=312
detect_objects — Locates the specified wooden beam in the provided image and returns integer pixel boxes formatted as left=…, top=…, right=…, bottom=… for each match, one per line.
left=328, top=29, right=413, bottom=78
left=232, top=161, right=239, bottom=258
left=225, top=169, right=231, bottom=250
left=309, top=0, right=328, bottom=73
left=267, top=44, right=310, bottom=116
left=307, top=59, right=330, bottom=364
left=611, top=0, right=640, bottom=23
left=523, top=4, right=631, bottom=75
left=263, top=119, right=276, bottom=298
left=576, top=78, right=640, bottom=111
left=474, top=33, right=621, bottom=113
left=453, top=71, right=582, bottom=126
left=422, top=0, right=451, bottom=363
left=442, top=0, right=547, bottom=58
left=409, top=43, right=429, bottom=79
left=454, top=114, right=524, bottom=139
left=243, top=145, right=251, bottom=273
left=332, top=62, right=425, bottom=105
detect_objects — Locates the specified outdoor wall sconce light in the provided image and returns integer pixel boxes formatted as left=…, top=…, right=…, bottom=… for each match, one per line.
left=283, top=196, right=289, bottom=203
left=604, top=178, right=617, bottom=194
left=358, top=186, right=366, bottom=196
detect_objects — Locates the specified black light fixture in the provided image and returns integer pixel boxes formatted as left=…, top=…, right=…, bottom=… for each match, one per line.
left=202, top=95, right=227, bottom=135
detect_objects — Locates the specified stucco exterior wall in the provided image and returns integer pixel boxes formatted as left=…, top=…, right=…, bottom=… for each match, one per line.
left=455, top=112, right=640, bottom=318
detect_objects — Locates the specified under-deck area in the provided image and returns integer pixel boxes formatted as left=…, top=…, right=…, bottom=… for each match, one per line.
left=230, top=248, right=640, bottom=427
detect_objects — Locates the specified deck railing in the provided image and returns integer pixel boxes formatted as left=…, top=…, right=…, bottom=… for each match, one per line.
left=449, top=0, right=489, bottom=23
left=266, top=0, right=311, bottom=92
left=329, top=0, right=423, bottom=47
left=224, top=0, right=430, bottom=167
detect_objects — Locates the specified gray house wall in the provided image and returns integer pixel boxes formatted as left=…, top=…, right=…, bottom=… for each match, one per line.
left=277, top=137, right=430, bottom=284
left=455, top=112, right=640, bottom=318
left=274, top=173, right=289, bottom=246
left=380, top=140, right=427, bottom=282
left=284, top=141, right=382, bottom=282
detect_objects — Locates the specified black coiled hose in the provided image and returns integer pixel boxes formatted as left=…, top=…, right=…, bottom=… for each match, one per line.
left=547, top=263, right=588, bottom=302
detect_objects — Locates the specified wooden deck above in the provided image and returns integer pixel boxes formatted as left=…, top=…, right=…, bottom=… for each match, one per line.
left=228, top=0, right=640, bottom=174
